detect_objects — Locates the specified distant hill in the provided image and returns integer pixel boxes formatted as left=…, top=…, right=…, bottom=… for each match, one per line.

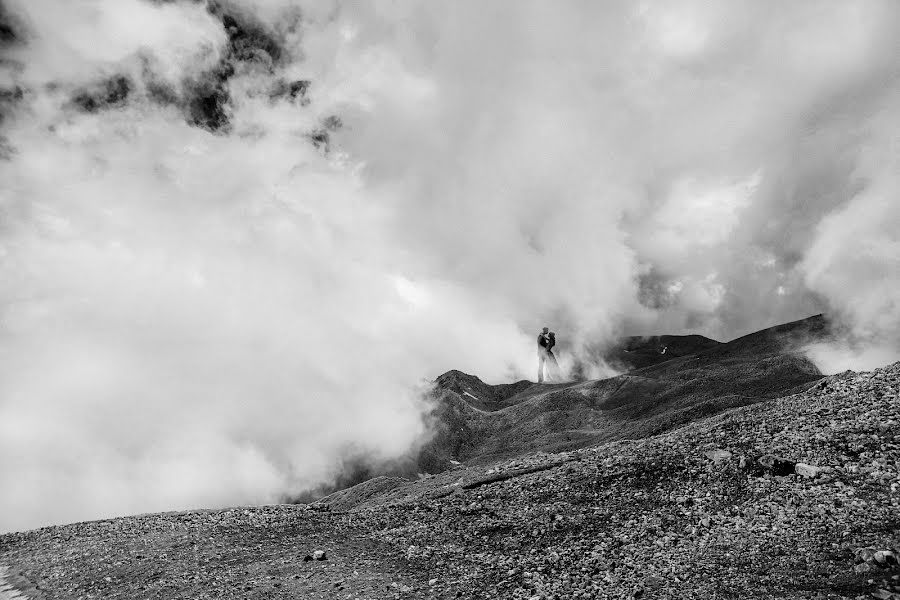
left=418, top=314, right=831, bottom=468
left=604, top=333, right=722, bottom=371
left=432, top=370, right=533, bottom=411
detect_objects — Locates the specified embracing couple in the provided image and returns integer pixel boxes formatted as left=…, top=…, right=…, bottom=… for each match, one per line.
left=537, top=326, right=561, bottom=383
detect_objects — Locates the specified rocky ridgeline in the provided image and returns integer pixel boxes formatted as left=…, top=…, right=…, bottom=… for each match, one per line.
left=1, top=363, right=898, bottom=599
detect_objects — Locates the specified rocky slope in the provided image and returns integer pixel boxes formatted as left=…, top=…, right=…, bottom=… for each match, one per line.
left=2, top=361, right=898, bottom=599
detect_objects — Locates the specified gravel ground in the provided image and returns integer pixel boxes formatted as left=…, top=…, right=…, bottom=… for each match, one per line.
left=2, top=362, right=898, bottom=599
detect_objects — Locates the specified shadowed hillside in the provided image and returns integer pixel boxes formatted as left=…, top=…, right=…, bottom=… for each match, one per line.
left=419, top=315, right=831, bottom=467
left=432, top=370, right=533, bottom=411
left=604, top=333, right=722, bottom=371
left=284, top=315, right=832, bottom=504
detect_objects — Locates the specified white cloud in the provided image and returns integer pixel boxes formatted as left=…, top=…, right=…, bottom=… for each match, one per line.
left=641, top=172, right=761, bottom=254
left=801, top=176, right=900, bottom=363
left=5, top=0, right=226, bottom=84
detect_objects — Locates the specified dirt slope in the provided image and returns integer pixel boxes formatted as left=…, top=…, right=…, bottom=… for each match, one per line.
left=2, top=362, right=898, bottom=599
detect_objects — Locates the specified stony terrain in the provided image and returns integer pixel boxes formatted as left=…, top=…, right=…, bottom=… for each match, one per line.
left=2, top=361, right=898, bottom=599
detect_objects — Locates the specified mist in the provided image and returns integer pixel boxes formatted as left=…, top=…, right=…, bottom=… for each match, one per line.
left=1, top=0, right=898, bottom=532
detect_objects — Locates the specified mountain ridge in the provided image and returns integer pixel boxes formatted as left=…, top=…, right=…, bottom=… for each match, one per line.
left=418, top=314, right=829, bottom=470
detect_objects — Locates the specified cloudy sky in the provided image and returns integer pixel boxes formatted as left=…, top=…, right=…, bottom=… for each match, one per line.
left=1, top=0, right=898, bottom=532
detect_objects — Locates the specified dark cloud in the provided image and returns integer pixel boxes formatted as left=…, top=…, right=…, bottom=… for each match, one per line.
left=216, top=9, right=282, bottom=66
left=70, top=75, right=131, bottom=113
left=0, top=1, right=21, bottom=47
left=183, top=65, right=232, bottom=132
left=269, top=78, right=309, bottom=104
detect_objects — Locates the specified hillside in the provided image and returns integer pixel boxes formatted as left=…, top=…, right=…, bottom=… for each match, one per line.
left=599, top=312, right=829, bottom=372
left=2, top=362, right=898, bottom=599
left=417, top=315, right=829, bottom=468
left=604, top=334, right=722, bottom=371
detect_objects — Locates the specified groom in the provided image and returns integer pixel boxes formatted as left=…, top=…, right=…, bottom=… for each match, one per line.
left=537, top=327, right=551, bottom=383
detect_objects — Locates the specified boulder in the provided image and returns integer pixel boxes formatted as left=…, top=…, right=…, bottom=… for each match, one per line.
left=704, top=449, right=732, bottom=462
left=795, top=463, right=822, bottom=478
left=855, top=547, right=877, bottom=563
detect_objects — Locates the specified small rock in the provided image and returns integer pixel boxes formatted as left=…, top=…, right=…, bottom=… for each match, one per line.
left=872, top=589, right=893, bottom=600
left=795, top=463, right=822, bottom=478
left=704, top=449, right=732, bottom=462
left=857, top=548, right=877, bottom=563
left=644, top=575, right=666, bottom=590
left=854, top=562, right=872, bottom=574
left=313, top=550, right=327, bottom=561
left=875, top=550, right=897, bottom=566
